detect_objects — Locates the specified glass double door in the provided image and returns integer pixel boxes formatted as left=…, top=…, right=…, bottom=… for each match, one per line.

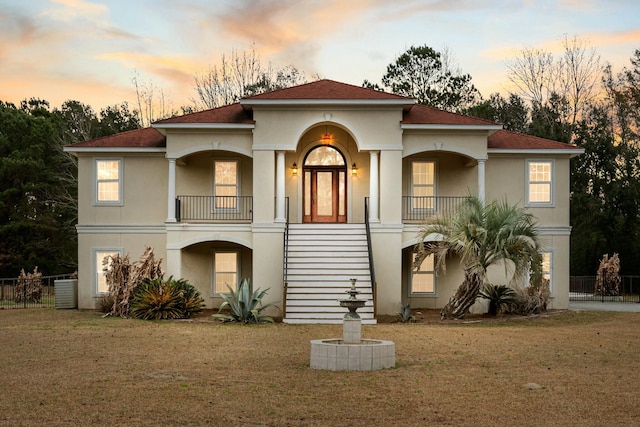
left=303, top=167, right=346, bottom=223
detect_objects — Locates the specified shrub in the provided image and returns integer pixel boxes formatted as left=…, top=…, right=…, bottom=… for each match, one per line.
left=104, top=246, right=163, bottom=318
left=130, top=277, right=204, bottom=320
left=479, top=284, right=516, bottom=316
left=212, top=279, right=275, bottom=324
left=15, top=267, right=42, bottom=303
left=509, top=279, right=551, bottom=315
left=95, top=293, right=115, bottom=313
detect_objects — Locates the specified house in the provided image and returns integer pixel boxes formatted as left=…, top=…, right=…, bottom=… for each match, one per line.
left=64, top=79, right=583, bottom=323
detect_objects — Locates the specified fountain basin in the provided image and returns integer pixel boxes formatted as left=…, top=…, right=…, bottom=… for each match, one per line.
left=310, top=338, right=395, bottom=371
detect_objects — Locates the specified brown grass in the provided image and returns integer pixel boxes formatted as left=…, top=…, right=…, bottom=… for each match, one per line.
left=1, top=309, right=639, bottom=427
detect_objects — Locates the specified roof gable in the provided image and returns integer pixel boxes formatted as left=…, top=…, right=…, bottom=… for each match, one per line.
left=242, top=79, right=412, bottom=101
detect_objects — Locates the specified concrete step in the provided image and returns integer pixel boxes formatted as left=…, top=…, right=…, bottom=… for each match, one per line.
left=283, top=224, right=374, bottom=324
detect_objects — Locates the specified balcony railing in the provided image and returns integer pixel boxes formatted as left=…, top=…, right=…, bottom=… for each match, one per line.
left=175, top=196, right=252, bottom=222
left=402, top=196, right=469, bottom=222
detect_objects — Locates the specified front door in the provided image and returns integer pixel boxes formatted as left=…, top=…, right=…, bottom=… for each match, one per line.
left=303, top=146, right=347, bottom=223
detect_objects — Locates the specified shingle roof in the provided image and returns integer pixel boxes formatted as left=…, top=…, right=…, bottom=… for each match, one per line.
left=66, top=127, right=165, bottom=148
left=154, top=103, right=253, bottom=125
left=488, top=129, right=582, bottom=150
left=243, top=79, right=412, bottom=101
left=402, top=104, right=500, bottom=126
left=64, top=80, right=581, bottom=152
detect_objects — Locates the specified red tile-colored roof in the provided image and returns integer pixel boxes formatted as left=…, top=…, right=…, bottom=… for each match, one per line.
left=243, top=79, right=412, bottom=101
left=66, top=127, right=165, bottom=148
left=489, top=129, right=581, bottom=150
left=402, top=104, right=500, bottom=126
left=64, top=81, right=581, bottom=152
left=154, top=103, right=254, bottom=124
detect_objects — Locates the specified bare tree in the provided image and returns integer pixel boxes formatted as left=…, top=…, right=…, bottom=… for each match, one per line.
left=507, top=47, right=558, bottom=107
left=191, top=44, right=309, bottom=110
left=558, top=35, right=602, bottom=126
left=132, top=72, right=178, bottom=127
left=507, top=35, right=602, bottom=132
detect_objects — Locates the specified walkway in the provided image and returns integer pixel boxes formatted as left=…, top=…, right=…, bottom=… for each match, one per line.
left=569, top=301, right=640, bottom=312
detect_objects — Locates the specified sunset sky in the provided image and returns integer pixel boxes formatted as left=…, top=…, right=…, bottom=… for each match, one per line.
left=1, top=0, right=639, bottom=112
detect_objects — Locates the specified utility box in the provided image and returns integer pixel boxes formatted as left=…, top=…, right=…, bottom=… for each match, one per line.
left=55, top=279, right=78, bottom=309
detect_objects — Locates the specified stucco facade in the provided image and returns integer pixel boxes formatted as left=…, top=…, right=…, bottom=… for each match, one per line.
left=65, top=80, right=582, bottom=321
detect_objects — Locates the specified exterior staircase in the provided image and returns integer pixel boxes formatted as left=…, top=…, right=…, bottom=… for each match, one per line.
left=283, top=224, right=376, bottom=324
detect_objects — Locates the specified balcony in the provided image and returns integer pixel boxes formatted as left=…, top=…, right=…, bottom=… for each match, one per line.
left=402, top=196, right=469, bottom=222
left=175, top=196, right=253, bottom=222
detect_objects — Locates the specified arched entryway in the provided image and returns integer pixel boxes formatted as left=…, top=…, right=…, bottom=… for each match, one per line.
left=302, top=145, right=347, bottom=223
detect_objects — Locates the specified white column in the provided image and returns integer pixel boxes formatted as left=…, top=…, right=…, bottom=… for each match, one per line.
left=167, top=158, right=177, bottom=222
left=477, top=158, right=486, bottom=203
left=369, top=151, right=379, bottom=222
left=275, top=150, right=286, bottom=222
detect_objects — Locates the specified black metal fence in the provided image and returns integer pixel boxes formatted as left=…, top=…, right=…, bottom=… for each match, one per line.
left=176, top=195, right=253, bottom=222
left=569, top=275, right=640, bottom=303
left=402, top=196, right=469, bottom=222
left=0, top=274, right=74, bottom=309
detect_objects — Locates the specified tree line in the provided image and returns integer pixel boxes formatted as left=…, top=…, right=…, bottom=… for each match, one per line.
left=1, top=38, right=638, bottom=277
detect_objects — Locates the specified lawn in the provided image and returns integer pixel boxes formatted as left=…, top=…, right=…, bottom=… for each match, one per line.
left=1, top=309, right=639, bottom=427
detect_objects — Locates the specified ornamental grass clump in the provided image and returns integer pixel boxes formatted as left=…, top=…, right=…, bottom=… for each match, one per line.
left=15, top=267, right=42, bottom=303
left=509, top=279, right=551, bottom=315
left=130, top=277, right=204, bottom=320
left=212, top=278, right=275, bottom=324
left=103, top=246, right=163, bottom=317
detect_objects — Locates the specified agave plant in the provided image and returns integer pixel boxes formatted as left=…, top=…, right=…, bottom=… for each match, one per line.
left=479, top=283, right=516, bottom=316
left=212, top=278, right=275, bottom=324
left=397, top=303, right=416, bottom=323
left=130, top=276, right=204, bottom=320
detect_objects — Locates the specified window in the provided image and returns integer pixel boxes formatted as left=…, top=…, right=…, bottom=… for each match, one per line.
left=95, top=249, right=122, bottom=294
left=411, top=161, right=436, bottom=210
left=213, top=251, right=238, bottom=294
left=527, top=160, right=553, bottom=205
left=411, top=252, right=436, bottom=294
left=304, top=146, right=345, bottom=166
left=96, top=159, right=122, bottom=204
left=214, top=160, right=238, bottom=210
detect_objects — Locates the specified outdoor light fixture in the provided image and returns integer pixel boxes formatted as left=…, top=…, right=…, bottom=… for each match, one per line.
left=292, top=162, right=298, bottom=176
left=322, top=125, right=332, bottom=144
left=352, top=163, right=358, bottom=176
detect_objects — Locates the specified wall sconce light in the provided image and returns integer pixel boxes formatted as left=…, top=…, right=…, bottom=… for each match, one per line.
left=351, top=163, right=358, bottom=176
left=292, top=163, right=298, bottom=176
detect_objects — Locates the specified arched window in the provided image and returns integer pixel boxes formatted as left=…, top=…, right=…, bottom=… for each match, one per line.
left=303, top=145, right=347, bottom=223
left=304, top=146, right=345, bottom=166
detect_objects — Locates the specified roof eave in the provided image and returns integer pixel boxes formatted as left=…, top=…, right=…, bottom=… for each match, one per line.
left=63, top=147, right=166, bottom=154
left=488, top=148, right=585, bottom=157
left=402, top=124, right=503, bottom=135
left=240, top=99, right=415, bottom=108
left=152, top=123, right=255, bottom=134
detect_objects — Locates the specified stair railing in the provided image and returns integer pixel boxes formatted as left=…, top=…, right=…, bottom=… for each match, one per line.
left=282, top=197, right=290, bottom=319
left=364, top=197, right=377, bottom=317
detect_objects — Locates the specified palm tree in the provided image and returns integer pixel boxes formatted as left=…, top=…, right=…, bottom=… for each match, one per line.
left=415, top=196, right=543, bottom=320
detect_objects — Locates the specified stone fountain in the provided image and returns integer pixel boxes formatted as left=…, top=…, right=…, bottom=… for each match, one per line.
left=310, top=278, right=395, bottom=371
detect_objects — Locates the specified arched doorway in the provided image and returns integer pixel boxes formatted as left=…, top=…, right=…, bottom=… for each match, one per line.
left=303, top=145, right=347, bottom=223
